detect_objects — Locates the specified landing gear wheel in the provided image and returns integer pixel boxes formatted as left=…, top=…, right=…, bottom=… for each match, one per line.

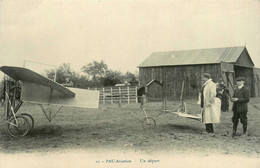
left=21, top=113, right=34, bottom=132
left=142, top=117, right=156, bottom=131
left=7, top=115, right=30, bottom=137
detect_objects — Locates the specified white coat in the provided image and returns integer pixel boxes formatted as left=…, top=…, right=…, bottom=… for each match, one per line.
left=200, top=79, right=221, bottom=124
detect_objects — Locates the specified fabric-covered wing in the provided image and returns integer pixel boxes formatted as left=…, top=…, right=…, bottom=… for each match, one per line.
left=0, top=66, right=75, bottom=97
left=21, top=82, right=99, bottom=108
left=52, top=87, right=99, bottom=108
left=0, top=66, right=75, bottom=99
left=171, top=112, right=201, bottom=121
left=1, top=66, right=100, bottom=108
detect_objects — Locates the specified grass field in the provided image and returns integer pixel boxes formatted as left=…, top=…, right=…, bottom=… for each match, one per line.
left=0, top=98, right=259, bottom=157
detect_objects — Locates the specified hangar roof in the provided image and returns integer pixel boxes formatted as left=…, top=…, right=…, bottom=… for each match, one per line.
left=138, top=46, right=254, bottom=67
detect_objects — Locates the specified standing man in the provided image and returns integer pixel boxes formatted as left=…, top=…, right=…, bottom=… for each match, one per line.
left=201, top=73, right=221, bottom=134
left=217, top=81, right=230, bottom=112
left=231, top=77, right=250, bottom=137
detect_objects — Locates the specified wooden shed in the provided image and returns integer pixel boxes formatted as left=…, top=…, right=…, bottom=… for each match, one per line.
left=138, top=46, right=260, bottom=100
left=253, top=67, right=260, bottom=97
left=145, top=79, right=163, bottom=101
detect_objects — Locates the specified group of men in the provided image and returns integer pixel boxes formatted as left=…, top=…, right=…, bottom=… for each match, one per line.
left=200, top=73, right=250, bottom=137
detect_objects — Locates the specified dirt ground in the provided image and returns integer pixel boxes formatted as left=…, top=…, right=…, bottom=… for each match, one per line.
left=0, top=98, right=259, bottom=158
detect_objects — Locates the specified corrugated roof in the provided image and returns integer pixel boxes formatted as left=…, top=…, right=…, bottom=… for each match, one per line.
left=138, top=46, right=248, bottom=67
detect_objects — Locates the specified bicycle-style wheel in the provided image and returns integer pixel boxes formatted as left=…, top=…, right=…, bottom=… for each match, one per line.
left=7, top=115, right=30, bottom=137
left=21, top=113, right=34, bottom=132
left=142, top=117, right=156, bottom=131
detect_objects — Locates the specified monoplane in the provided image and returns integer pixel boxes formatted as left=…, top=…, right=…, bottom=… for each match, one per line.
left=0, top=66, right=100, bottom=137
left=0, top=66, right=201, bottom=138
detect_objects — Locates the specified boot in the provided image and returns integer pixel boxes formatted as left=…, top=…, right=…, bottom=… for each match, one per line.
left=243, top=125, right=247, bottom=134
left=241, top=125, right=247, bottom=137
left=232, top=122, right=238, bottom=137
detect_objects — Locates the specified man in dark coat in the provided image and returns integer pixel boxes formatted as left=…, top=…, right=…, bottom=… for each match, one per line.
left=219, top=82, right=230, bottom=112
left=231, top=77, right=250, bottom=137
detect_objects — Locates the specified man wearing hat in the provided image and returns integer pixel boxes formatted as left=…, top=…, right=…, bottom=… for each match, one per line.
left=231, top=76, right=250, bottom=137
left=200, top=73, right=221, bottom=134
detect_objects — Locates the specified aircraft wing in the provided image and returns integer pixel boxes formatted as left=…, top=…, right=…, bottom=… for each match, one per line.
left=171, top=112, right=201, bottom=121
left=0, top=66, right=75, bottom=103
left=1, top=66, right=100, bottom=109
left=0, top=66, right=75, bottom=97
left=1, top=66, right=100, bottom=108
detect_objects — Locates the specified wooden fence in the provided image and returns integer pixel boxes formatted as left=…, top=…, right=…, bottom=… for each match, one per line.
left=88, top=86, right=138, bottom=104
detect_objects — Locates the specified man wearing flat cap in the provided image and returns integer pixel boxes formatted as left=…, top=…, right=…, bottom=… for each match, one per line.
left=231, top=76, right=250, bottom=137
left=200, top=73, right=221, bottom=135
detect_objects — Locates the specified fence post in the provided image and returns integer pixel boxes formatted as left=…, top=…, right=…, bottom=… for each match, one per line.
left=118, top=87, right=121, bottom=108
left=127, top=86, right=130, bottom=104
left=103, top=87, right=105, bottom=105
left=140, top=94, right=146, bottom=109
left=111, top=87, right=113, bottom=104
left=135, top=86, right=138, bottom=104
left=163, top=98, right=167, bottom=112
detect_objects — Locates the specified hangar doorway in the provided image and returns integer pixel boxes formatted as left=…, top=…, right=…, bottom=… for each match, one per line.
left=234, top=65, right=255, bottom=97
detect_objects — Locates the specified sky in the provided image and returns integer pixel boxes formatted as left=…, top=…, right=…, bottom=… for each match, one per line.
left=0, top=0, right=260, bottom=76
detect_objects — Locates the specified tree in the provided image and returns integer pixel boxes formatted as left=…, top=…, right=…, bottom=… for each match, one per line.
left=124, top=71, right=139, bottom=86
left=101, top=70, right=124, bottom=86
left=44, top=61, right=139, bottom=88
left=45, top=63, right=77, bottom=84
left=81, top=60, right=108, bottom=86
left=73, top=75, right=92, bottom=89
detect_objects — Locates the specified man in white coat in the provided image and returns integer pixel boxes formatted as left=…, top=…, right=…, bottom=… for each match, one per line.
left=200, top=73, right=221, bottom=134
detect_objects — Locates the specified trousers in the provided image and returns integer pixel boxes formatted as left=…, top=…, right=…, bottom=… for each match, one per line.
left=232, top=111, right=247, bottom=133
left=205, top=124, right=214, bottom=133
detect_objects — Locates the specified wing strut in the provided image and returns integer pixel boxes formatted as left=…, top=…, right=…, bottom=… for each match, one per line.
left=39, top=104, right=63, bottom=122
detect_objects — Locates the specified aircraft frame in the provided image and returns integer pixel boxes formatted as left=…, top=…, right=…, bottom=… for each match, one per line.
left=0, top=66, right=201, bottom=138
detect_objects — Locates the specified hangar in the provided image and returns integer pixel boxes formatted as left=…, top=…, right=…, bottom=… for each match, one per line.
left=138, top=46, right=260, bottom=100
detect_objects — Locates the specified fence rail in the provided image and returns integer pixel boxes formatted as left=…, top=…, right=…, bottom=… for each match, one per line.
left=88, top=86, right=138, bottom=104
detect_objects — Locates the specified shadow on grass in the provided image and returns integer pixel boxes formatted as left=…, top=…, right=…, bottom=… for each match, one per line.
left=27, top=125, right=63, bottom=138
left=26, top=122, right=122, bottom=138
left=157, top=123, right=203, bottom=134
